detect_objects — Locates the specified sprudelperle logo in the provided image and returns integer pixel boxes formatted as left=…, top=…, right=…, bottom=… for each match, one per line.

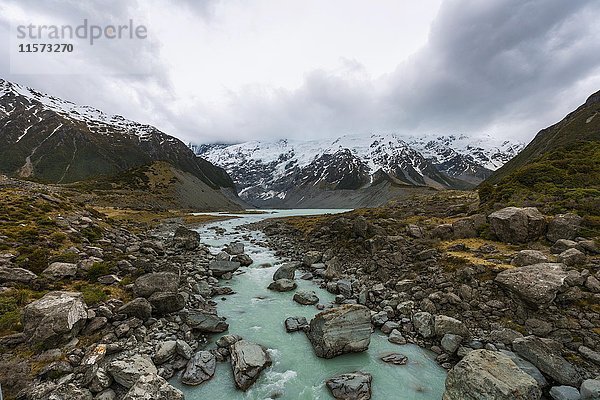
left=16, top=19, right=148, bottom=46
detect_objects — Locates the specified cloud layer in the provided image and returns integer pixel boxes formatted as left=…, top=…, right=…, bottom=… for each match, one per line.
left=1, top=0, right=599, bottom=145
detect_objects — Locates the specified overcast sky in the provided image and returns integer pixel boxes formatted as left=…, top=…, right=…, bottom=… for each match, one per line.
left=1, top=0, right=599, bottom=145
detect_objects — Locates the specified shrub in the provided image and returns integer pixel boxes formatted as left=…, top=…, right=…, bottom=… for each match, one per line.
left=86, top=262, right=111, bottom=282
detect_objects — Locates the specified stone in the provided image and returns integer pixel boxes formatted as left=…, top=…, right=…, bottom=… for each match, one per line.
left=525, top=318, right=553, bottom=336
left=273, top=262, right=297, bottom=280
left=173, top=226, right=200, bottom=250
left=42, top=262, right=77, bottom=280
left=512, top=336, right=582, bottom=387
left=208, top=260, right=241, bottom=277
left=181, top=351, right=216, bottom=386
left=154, top=341, right=177, bottom=365
left=0, top=266, right=37, bottom=283
left=230, top=340, right=272, bottom=391
left=97, top=274, right=120, bottom=285
left=495, top=263, right=567, bottom=305
left=552, top=239, right=579, bottom=254
left=434, top=315, right=470, bottom=339
left=441, top=334, right=463, bottom=354
left=225, top=242, right=244, bottom=255
left=585, top=276, right=600, bottom=293
left=133, top=272, right=179, bottom=298
left=118, top=298, right=152, bottom=321
left=232, top=254, right=253, bottom=267
left=107, top=355, right=158, bottom=388
left=293, top=290, right=319, bottom=305
left=579, top=346, right=600, bottom=365
left=215, top=251, right=230, bottom=261
left=512, top=250, right=549, bottom=267
left=148, top=292, right=185, bottom=315
left=326, top=372, right=372, bottom=400
left=184, top=310, right=229, bottom=333
left=285, top=316, right=308, bottom=332
left=193, top=281, right=212, bottom=298
left=557, top=248, right=586, bottom=267
left=388, top=329, right=407, bottom=345
left=83, top=365, right=112, bottom=393
left=95, top=389, right=116, bottom=400
left=547, top=214, right=582, bottom=243
left=580, top=379, right=600, bottom=399
left=488, top=207, right=546, bottom=243
left=216, top=334, right=242, bottom=348
left=268, top=278, right=297, bottom=292
left=176, top=340, right=193, bottom=359
left=499, top=350, right=548, bottom=388
left=412, top=311, right=435, bottom=339
left=303, top=251, right=323, bottom=266
left=22, top=291, right=87, bottom=345
left=307, top=304, right=371, bottom=358
left=443, top=350, right=542, bottom=400
left=486, top=328, right=523, bottom=345
left=549, top=386, right=581, bottom=400
left=371, top=311, right=388, bottom=326
left=381, top=353, right=408, bottom=365
left=380, top=321, right=400, bottom=335
left=122, top=373, right=184, bottom=400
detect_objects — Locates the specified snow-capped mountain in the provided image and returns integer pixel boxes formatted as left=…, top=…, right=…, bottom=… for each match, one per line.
left=0, top=78, right=233, bottom=191
left=194, top=133, right=523, bottom=207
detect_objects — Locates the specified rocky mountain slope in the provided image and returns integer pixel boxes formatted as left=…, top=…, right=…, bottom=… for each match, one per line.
left=194, top=133, right=523, bottom=208
left=480, top=89, right=600, bottom=219
left=0, top=79, right=242, bottom=211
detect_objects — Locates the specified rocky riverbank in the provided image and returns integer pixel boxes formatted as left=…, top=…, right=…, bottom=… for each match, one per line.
left=251, top=191, right=600, bottom=399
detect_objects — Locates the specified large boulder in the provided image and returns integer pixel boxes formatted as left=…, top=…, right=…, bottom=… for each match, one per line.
left=22, top=291, right=88, bottom=345
left=184, top=310, right=229, bottom=333
left=273, top=262, right=297, bottom=281
left=0, top=266, right=38, bottom=283
left=581, top=379, right=600, bottom=399
left=443, top=350, right=542, bottom=400
left=557, top=248, right=586, bottom=267
left=293, top=290, right=319, bottom=305
left=42, top=262, right=78, bottom=280
left=122, top=374, right=183, bottom=400
left=488, top=207, right=546, bottom=243
left=511, top=250, right=549, bottom=267
left=208, top=260, right=241, bottom=277
left=133, top=272, right=179, bottom=298
left=512, top=336, right=582, bottom=387
left=225, top=242, right=244, bottom=255
left=181, top=351, right=216, bottom=386
left=495, top=263, right=567, bottom=305
left=412, top=311, right=435, bottom=339
left=546, top=214, right=582, bottom=243
left=307, top=304, right=372, bottom=358
left=230, top=340, right=272, bottom=391
left=268, top=279, right=297, bottom=292
left=118, top=298, right=152, bottom=320
left=107, top=355, right=158, bottom=388
left=434, top=315, right=470, bottom=339
left=148, top=292, right=185, bottom=315
left=173, top=226, right=200, bottom=250
left=326, top=372, right=372, bottom=400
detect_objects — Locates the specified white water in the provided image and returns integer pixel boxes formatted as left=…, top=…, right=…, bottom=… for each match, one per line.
left=172, top=209, right=446, bottom=399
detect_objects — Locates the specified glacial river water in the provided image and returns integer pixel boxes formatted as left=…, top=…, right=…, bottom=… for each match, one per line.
left=172, top=209, right=446, bottom=399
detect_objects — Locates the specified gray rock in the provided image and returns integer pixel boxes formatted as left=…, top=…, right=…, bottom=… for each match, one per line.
left=215, top=251, right=230, bottom=261
left=547, top=214, right=582, bottom=243
left=434, top=315, right=470, bottom=339
left=549, top=386, right=581, bottom=400
left=371, top=311, right=388, bottom=327
left=441, top=334, right=463, bottom=354
left=512, top=336, right=582, bottom=387
left=47, top=384, right=93, bottom=400
left=0, top=266, right=37, bottom=283
left=307, top=304, right=371, bottom=358
left=216, top=334, right=242, bottom=348
left=22, top=291, right=87, bottom=346
left=173, top=226, right=200, bottom=250
left=268, top=279, right=297, bottom=292
left=181, top=351, right=216, bottom=386
left=293, top=290, right=319, bottom=305
left=83, top=365, right=112, bottom=393
left=184, top=310, right=229, bottom=333
left=557, top=248, right=586, bottom=267
left=273, top=262, right=297, bottom=280
left=443, top=350, right=542, bottom=400
left=148, top=292, right=185, bottom=315
left=380, top=320, right=400, bottom=334
left=580, top=379, right=600, bottom=399
left=122, top=373, right=184, bottom=400
left=230, top=340, right=272, bottom=391
left=285, top=316, right=308, bottom=332
left=118, top=298, right=152, bottom=320
left=95, top=389, right=116, bottom=400
left=326, top=372, right=372, bottom=400
left=107, top=355, right=158, bottom=388
left=412, top=311, right=435, bottom=339
left=154, top=341, right=177, bottom=365
left=488, top=207, right=546, bottom=243
left=232, top=254, right=253, bottom=267
left=381, top=353, right=408, bottom=365
left=495, top=263, right=567, bottom=305
left=551, top=239, right=579, bottom=254
left=499, top=350, right=548, bottom=388
left=579, top=346, right=600, bottom=366
left=176, top=340, right=193, bottom=359
left=225, top=242, right=244, bottom=255
left=42, top=262, right=77, bottom=280
left=133, top=272, right=179, bottom=298
left=388, top=329, right=407, bottom=345
left=486, top=328, right=523, bottom=345
left=303, top=251, right=323, bottom=266
left=208, top=260, right=241, bottom=277
left=193, top=280, right=212, bottom=298
left=512, top=250, right=549, bottom=267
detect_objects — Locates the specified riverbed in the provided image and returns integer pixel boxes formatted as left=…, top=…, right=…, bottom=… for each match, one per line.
left=173, top=209, right=446, bottom=399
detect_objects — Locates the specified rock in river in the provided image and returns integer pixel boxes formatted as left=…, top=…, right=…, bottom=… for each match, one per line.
left=268, top=278, right=297, bottom=292
left=495, top=263, right=567, bottom=305
left=326, top=372, right=372, bottom=400
left=208, top=260, right=241, bottom=277
left=293, top=290, right=319, bottom=305
left=230, top=340, right=272, bottom=391
left=307, top=304, right=372, bottom=358
left=184, top=310, right=229, bottom=333
left=181, top=351, right=216, bottom=386
left=443, top=350, right=541, bottom=400
left=273, top=262, right=298, bottom=280
left=285, top=316, right=308, bottom=332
